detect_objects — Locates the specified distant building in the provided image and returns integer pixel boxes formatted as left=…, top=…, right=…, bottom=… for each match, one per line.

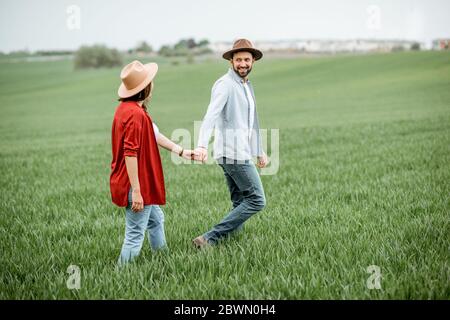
left=432, top=39, right=450, bottom=50
left=209, top=39, right=422, bottom=54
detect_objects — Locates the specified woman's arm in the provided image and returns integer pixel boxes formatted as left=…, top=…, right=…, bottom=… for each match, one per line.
left=125, top=156, right=144, bottom=212
left=155, top=131, right=198, bottom=160
left=156, top=131, right=181, bottom=154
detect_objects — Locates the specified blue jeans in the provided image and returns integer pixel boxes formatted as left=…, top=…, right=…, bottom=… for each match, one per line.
left=203, top=158, right=266, bottom=244
left=118, top=189, right=167, bottom=266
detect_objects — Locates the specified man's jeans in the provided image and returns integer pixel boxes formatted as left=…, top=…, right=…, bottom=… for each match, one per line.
left=118, top=189, right=167, bottom=266
left=204, top=158, right=266, bottom=244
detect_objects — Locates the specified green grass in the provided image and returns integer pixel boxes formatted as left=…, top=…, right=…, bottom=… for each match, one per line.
left=0, top=51, right=449, bottom=299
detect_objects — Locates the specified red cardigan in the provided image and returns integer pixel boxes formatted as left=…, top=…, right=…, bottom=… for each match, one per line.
left=110, top=101, right=166, bottom=207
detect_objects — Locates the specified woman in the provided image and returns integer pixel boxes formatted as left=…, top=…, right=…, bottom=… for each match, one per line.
left=110, top=60, right=196, bottom=266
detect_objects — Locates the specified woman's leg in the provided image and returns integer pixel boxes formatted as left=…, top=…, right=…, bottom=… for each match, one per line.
left=147, top=205, right=167, bottom=250
left=118, top=204, right=151, bottom=266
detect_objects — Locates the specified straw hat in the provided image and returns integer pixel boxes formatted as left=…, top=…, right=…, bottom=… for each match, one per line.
left=118, top=60, right=158, bottom=98
left=222, top=39, right=263, bottom=61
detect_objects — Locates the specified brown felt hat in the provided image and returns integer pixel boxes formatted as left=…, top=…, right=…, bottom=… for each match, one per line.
left=222, top=38, right=263, bottom=61
left=118, top=60, right=158, bottom=98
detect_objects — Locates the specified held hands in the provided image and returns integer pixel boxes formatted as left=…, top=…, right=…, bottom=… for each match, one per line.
left=172, top=145, right=201, bottom=161
left=194, top=147, right=208, bottom=163
left=191, top=147, right=267, bottom=167
left=181, top=149, right=200, bottom=161
left=191, top=148, right=268, bottom=168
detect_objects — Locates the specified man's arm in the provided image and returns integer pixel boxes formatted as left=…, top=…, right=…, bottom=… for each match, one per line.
left=251, top=111, right=268, bottom=168
left=195, top=80, right=229, bottom=162
left=125, top=156, right=143, bottom=213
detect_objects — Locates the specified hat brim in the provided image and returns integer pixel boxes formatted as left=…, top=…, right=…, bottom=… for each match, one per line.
left=222, top=48, right=263, bottom=61
left=118, top=63, right=158, bottom=98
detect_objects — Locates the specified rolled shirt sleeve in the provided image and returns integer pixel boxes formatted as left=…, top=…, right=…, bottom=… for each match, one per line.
left=123, top=113, right=142, bottom=157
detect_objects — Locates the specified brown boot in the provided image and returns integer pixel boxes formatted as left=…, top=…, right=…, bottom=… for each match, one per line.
left=192, top=235, right=210, bottom=249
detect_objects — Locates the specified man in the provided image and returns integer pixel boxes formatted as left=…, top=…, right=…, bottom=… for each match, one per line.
left=193, top=39, right=268, bottom=248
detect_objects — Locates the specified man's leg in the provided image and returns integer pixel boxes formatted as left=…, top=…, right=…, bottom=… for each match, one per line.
left=221, top=163, right=245, bottom=234
left=203, top=160, right=266, bottom=244
left=147, top=205, right=167, bottom=250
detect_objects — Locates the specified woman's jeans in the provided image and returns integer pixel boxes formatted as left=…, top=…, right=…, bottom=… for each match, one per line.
left=118, top=189, right=167, bottom=265
left=203, top=158, right=266, bottom=244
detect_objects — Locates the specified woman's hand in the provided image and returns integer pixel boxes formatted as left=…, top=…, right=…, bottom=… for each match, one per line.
left=181, top=149, right=199, bottom=161
left=131, top=189, right=144, bottom=213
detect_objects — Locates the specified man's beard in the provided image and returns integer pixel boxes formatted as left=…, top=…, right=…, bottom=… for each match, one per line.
left=233, top=65, right=252, bottom=78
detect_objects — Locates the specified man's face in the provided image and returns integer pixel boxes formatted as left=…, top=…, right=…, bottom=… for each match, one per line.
left=230, top=51, right=255, bottom=78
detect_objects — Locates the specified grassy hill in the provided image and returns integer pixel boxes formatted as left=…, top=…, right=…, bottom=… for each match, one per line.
left=0, top=51, right=449, bottom=298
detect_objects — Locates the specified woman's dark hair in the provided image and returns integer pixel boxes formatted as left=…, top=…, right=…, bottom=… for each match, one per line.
left=118, top=82, right=153, bottom=112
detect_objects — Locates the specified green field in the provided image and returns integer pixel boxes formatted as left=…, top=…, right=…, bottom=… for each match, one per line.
left=0, top=51, right=449, bottom=299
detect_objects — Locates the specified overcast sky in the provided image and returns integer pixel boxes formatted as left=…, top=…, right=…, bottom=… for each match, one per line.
left=0, top=0, right=449, bottom=52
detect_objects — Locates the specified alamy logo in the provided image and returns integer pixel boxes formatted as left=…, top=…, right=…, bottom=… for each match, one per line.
left=366, top=5, right=381, bottom=31
left=366, top=265, right=382, bottom=290
left=66, top=5, right=81, bottom=30
left=170, top=122, right=280, bottom=175
left=66, top=264, right=81, bottom=290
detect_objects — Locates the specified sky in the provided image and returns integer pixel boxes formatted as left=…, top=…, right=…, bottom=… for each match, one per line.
left=0, top=0, right=449, bottom=52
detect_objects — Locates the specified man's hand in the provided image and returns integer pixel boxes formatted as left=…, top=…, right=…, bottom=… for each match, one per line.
left=131, top=189, right=144, bottom=213
left=181, top=149, right=200, bottom=161
left=256, top=153, right=268, bottom=168
left=194, top=147, right=208, bottom=163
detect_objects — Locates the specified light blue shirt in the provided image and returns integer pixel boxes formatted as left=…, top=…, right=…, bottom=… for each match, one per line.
left=197, top=68, right=264, bottom=160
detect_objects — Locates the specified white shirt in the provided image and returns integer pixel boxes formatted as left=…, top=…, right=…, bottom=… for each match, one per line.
left=152, top=123, right=159, bottom=136
left=197, top=68, right=264, bottom=160
left=243, top=82, right=255, bottom=140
